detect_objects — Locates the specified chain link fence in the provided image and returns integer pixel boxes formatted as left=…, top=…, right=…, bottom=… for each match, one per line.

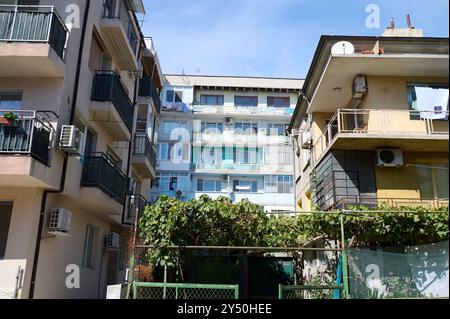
left=133, top=282, right=239, bottom=299
left=279, top=285, right=343, bottom=299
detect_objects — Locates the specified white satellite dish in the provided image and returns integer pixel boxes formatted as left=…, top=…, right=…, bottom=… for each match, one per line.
left=331, top=41, right=355, bottom=55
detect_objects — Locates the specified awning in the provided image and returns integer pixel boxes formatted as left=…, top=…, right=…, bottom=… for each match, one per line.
left=128, top=0, right=146, bottom=14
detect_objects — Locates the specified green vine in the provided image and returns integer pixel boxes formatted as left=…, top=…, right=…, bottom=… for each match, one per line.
left=138, top=195, right=449, bottom=269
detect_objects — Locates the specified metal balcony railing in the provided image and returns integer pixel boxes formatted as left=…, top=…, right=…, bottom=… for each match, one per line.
left=91, top=70, right=134, bottom=131
left=313, top=109, right=450, bottom=163
left=81, top=152, right=127, bottom=204
left=0, top=5, right=68, bottom=59
left=123, top=194, right=147, bottom=226
left=333, top=196, right=449, bottom=210
left=134, top=133, right=157, bottom=168
left=138, top=77, right=161, bottom=113
left=192, top=105, right=294, bottom=116
left=0, top=110, right=55, bottom=165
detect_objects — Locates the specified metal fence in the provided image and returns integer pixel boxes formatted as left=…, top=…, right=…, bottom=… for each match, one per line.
left=133, top=282, right=239, bottom=300
left=0, top=5, right=68, bottom=59
left=279, top=285, right=343, bottom=299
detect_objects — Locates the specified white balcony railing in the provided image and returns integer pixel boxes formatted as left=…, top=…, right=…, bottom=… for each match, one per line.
left=313, top=109, right=449, bottom=163
left=192, top=105, right=294, bottom=116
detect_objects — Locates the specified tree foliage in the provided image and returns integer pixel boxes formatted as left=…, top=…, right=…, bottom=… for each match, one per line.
left=138, top=195, right=449, bottom=267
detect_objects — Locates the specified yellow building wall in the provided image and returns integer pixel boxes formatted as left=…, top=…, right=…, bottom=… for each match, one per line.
left=376, top=151, right=449, bottom=200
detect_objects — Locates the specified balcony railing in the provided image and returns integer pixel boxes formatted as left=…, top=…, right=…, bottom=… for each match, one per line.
left=0, top=110, right=55, bottom=165
left=123, top=194, right=147, bottom=226
left=195, top=162, right=293, bottom=173
left=138, top=77, right=161, bottom=113
left=91, top=70, right=134, bottom=131
left=333, top=196, right=449, bottom=210
left=134, top=133, right=157, bottom=168
left=313, top=109, right=450, bottom=163
left=81, top=153, right=127, bottom=204
left=0, top=5, right=68, bottom=59
left=192, top=105, right=294, bottom=116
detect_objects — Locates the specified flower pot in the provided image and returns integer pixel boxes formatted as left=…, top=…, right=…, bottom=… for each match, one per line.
left=0, top=117, right=13, bottom=125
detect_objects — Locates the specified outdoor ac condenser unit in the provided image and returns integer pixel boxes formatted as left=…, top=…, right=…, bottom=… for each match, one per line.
left=59, top=125, right=84, bottom=155
left=352, top=75, right=368, bottom=99
left=377, top=149, right=404, bottom=167
left=105, top=232, right=121, bottom=250
left=48, top=208, right=72, bottom=235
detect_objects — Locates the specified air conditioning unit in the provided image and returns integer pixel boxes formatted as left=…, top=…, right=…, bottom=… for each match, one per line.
left=377, top=149, right=404, bottom=167
left=104, top=232, right=120, bottom=250
left=352, top=75, right=368, bottom=99
left=302, top=131, right=312, bottom=149
left=176, top=190, right=186, bottom=198
left=48, top=208, right=72, bottom=235
left=225, top=117, right=234, bottom=125
left=59, top=125, right=84, bottom=155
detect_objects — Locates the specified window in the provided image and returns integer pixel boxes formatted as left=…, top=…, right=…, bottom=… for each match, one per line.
left=235, top=123, right=258, bottom=135
left=158, top=143, right=190, bottom=161
left=88, top=34, right=104, bottom=71
left=267, top=124, right=286, bottom=136
left=161, top=121, right=187, bottom=136
left=82, top=225, right=98, bottom=269
left=264, top=175, right=293, bottom=193
left=234, top=96, right=258, bottom=107
left=267, top=96, right=290, bottom=107
left=264, top=145, right=293, bottom=165
left=155, top=173, right=189, bottom=192
left=234, top=147, right=258, bottom=164
left=200, top=95, right=224, bottom=106
left=0, top=92, right=22, bottom=111
left=416, top=163, right=449, bottom=200
left=233, top=180, right=258, bottom=193
left=200, top=146, right=222, bottom=164
left=107, top=147, right=122, bottom=169
left=73, top=116, right=97, bottom=156
left=407, top=84, right=449, bottom=120
left=0, top=203, right=13, bottom=260
left=201, top=122, right=223, bottom=134
left=197, top=179, right=222, bottom=192
left=166, top=90, right=183, bottom=103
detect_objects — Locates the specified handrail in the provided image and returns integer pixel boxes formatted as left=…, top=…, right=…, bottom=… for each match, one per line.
left=0, top=5, right=68, bottom=59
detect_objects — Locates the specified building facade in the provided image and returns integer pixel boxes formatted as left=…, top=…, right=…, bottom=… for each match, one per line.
left=0, top=0, right=161, bottom=298
left=289, top=30, right=449, bottom=212
left=150, top=75, right=303, bottom=212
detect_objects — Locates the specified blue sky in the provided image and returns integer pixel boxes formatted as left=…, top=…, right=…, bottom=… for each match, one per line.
left=141, top=0, right=449, bottom=78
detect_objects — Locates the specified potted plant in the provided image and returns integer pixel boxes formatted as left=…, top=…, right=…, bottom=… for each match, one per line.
left=0, top=112, right=19, bottom=126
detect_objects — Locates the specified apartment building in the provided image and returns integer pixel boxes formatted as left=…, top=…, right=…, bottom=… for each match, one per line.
left=150, top=75, right=304, bottom=212
left=289, top=28, right=449, bottom=212
left=0, top=0, right=162, bottom=298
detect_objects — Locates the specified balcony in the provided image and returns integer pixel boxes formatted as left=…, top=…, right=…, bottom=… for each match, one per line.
left=80, top=153, right=127, bottom=205
left=123, top=194, right=147, bottom=226
left=132, top=133, right=157, bottom=179
left=99, top=5, right=139, bottom=72
left=138, top=77, right=161, bottom=113
left=313, top=109, right=449, bottom=163
left=90, top=70, right=134, bottom=140
left=193, top=132, right=292, bottom=146
left=334, top=196, right=449, bottom=210
left=0, top=110, right=54, bottom=165
left=195, top=163, right=293, bottom=175
left=0, top=5, right=67, bottom=77
left=192, top=105, right=294, bottom=118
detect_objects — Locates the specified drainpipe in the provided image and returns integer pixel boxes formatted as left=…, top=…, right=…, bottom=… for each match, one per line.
left=28, top=0, right=91, bottom=299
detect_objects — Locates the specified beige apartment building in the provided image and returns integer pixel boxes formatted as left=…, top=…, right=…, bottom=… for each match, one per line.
left=290, top=28, right=449, bottom=212
left=0, top=0, right=162, bottom=298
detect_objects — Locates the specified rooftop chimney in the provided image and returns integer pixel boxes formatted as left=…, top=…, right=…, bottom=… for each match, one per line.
left=382, top=14, right=423, bottom=37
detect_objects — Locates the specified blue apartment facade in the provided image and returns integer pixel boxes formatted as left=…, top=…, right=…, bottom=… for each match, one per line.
left=150, top=75, right=303, bottom=212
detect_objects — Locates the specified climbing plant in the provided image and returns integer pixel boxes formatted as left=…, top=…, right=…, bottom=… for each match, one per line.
left=138, top=195, right=449, bottom=269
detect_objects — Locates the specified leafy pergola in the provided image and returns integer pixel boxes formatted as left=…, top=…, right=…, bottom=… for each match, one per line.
left=138, top=195, right=449, bottom=270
